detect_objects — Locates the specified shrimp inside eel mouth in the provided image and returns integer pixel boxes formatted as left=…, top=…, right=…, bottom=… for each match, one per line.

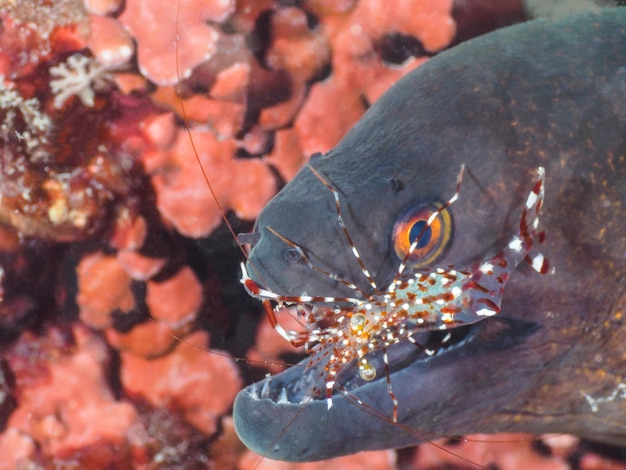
left=245, top=314, right=537, bottom=406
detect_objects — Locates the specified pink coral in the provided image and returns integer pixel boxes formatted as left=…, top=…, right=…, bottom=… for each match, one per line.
left=146, top=265, right=202, bottom=327
left=76, top=247, right=200, bottom=356
left=580, top=452, right=626, bottom=470
left=266, top=7, right=331, bottom=84
left=119, top=0, right=235, bottom=85
left=294, top=77, right=368, bottom=155
left=264, top=128, right=308, bottom=181
left=229, top=0, right=274, bottom=32
left=109, top=213, right=147, bottom=252
left=121, top=331, right=243, bottom=435
left=84, top=0, right=123, bottom=16
left=87, top=14, right=134, bottom=69
left=106, top=320, right=184, bottom=358
left=142, top=117, right=276, bottom=237
left=292, top=0, right=453, bottom=155
left=5, top=325, right=137, bottom=460
left=116, top=250, right=167, bottom=281
left=76, top=245, right=198, bottom=357
left=346, top=0, right=455, bottom=51
left=210, top=61, right=252, bottom=102
left=0, top=429, right=41, bottom=469
left=305, top=0, right=357, bottom=16
left=239, top=449, right=397, bottom=470
left=413, top=434, right=572, bottom=470
left=76, top=251, right=134, bottom=329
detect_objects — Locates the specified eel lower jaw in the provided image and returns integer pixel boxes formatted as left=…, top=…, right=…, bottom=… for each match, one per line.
left=233, top=316, right=539, bottom=461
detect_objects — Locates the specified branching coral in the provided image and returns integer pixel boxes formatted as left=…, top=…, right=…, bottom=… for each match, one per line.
left=49, top=53, right=114, bottom=108
left=0, top=78, right=51, bottom=157
left=0, top=10, right=147, bottom=242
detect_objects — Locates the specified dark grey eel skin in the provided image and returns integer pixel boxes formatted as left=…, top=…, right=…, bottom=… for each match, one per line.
left=233, top=9, right=626, bottom=461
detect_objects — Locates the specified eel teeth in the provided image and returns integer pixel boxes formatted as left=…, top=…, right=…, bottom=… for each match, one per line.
left=248, top=382, right=259, bottom=400
left=278, top=387, right=289, bottom=404
left=261, top=379, right=272, bottom=398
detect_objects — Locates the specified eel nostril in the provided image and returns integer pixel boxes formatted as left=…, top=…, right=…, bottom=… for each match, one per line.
left=237, top=231, right=261, bottom=247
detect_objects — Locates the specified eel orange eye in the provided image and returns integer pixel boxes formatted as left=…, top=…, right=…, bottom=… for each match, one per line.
left=391, top=203, right=453, bottom=267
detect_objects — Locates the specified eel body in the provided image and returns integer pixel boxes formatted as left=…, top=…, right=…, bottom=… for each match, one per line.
left=234, top=9, right=626, bottom=461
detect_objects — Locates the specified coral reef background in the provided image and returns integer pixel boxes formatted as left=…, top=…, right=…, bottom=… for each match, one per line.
left=0, top=0, right=624, bottom=468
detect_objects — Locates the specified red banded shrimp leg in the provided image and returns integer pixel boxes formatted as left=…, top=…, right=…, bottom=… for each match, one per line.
left=442, top=166, right=548, bottom=324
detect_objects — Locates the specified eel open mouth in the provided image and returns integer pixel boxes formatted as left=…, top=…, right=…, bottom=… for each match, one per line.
left=233, top=316, right=539, bottom=461
left=250, top=326, right=474, bottom=406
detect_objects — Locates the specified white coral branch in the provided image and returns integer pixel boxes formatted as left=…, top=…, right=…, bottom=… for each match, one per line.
left=1, top=78, right=51, bottom=155
left=49, top=54, right=113, bottom=109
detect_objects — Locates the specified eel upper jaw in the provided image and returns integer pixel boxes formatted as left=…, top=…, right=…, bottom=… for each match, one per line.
left=233, top=315, right=540, bottom=461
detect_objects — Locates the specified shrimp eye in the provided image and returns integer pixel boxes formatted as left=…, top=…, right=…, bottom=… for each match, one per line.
left=391, top=203, right=453, bottom=267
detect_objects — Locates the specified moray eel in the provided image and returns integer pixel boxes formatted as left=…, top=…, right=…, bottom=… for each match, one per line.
left=234, top=9, right=626, bottom=461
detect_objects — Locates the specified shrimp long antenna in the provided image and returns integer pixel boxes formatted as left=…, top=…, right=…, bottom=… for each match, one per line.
left=173, top=1, right=268, bottom=286
left=307, top=164, right=378, bottom=292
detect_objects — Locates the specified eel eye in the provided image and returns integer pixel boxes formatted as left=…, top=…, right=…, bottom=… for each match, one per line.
left=284, top=248, right=302, bottom=263
left=391, top=203, right=453, bottom=267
